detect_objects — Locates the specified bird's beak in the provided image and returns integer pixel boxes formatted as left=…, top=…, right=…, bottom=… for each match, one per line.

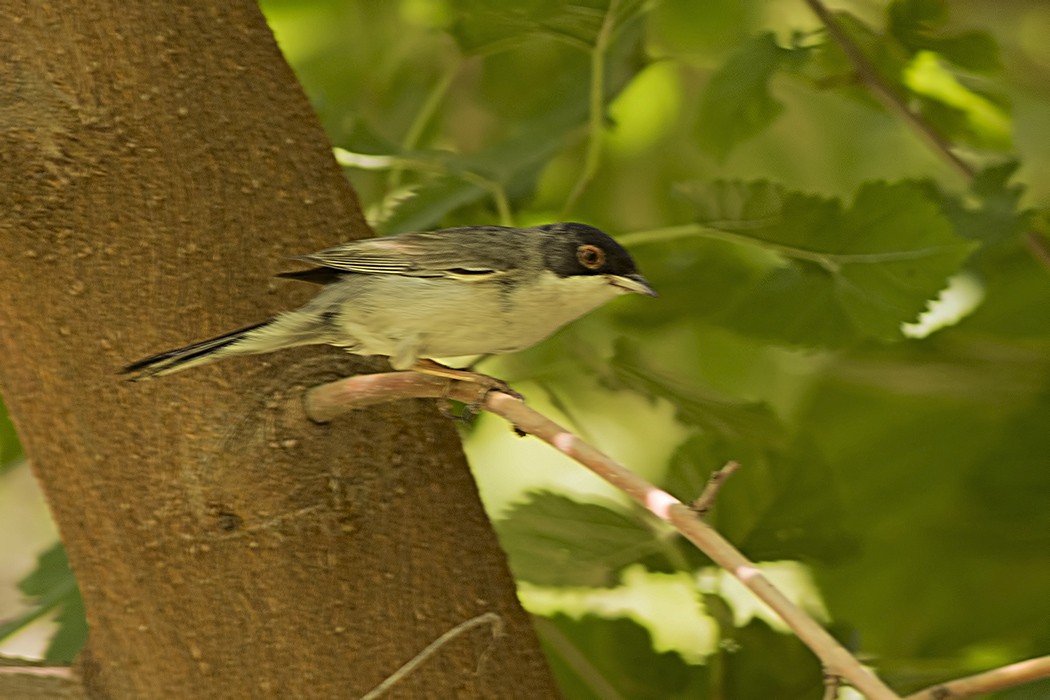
left=609, top=273, right=658, bottom=297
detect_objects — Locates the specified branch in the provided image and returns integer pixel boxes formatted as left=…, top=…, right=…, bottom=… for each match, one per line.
left=305, top=373, right=901, bottom=700
left=0, top=657, right=85, bottom=699
left=801, top=0, right=974, bottom=180
left=902, top=654, right=1050, bottom=700
left=689, top=460, right=740, bottom=516
left=803, top=0, right=1050, bottom=273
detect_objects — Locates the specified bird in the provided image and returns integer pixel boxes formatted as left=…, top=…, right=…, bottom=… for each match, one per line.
left=121, top=222, right=656, bottom=385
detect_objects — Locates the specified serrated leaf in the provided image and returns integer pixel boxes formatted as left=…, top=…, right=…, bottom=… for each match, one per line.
left=695, top=33, right=792, bottom=161
left=496, top=491, right=662, bottom=587
left=537, top=614, right=706, bottom=700
left=0, top=544, right=86, bottom=662
left=680, top=180, right=977, bottom=343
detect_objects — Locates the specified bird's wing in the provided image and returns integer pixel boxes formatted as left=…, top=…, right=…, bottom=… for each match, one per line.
left=288, top=229, right=523, bottom=278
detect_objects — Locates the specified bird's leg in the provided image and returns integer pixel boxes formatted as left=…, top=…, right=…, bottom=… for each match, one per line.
left=410, top=358, right=524, bottom=402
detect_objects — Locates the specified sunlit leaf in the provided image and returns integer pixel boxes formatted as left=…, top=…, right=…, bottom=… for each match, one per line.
left=904, top=51, right=1011, bottom=150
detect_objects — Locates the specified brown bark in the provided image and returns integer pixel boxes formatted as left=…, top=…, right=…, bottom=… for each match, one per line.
left=0, top=1, right=560, bottom=698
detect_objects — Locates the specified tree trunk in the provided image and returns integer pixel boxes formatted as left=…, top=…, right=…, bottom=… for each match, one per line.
left=0, top=1, right=560, bottom=697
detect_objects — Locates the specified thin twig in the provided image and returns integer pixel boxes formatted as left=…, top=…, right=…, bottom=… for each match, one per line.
left=1024, top=231, right=1050, bottom=270
left=305, top=372, right=901, bottom=700
left=358, top=612, right=504, bottom=700
left=802, top=0, right=974, bottom=180
left=823, top=673, right=842, bottom=700
left=690, top=461, right=740, bottom=517
left=561, top=0, right=620, bottom=217
left=902, top=654, right=1050, bottom=700
left=803, top=0, right=1050, bottom=274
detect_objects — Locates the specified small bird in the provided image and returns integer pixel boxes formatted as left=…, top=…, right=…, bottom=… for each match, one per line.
left=121, top=222, right=656, bottom=384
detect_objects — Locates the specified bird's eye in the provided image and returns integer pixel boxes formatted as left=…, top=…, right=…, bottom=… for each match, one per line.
left=577, top=244, right=605, bottom=270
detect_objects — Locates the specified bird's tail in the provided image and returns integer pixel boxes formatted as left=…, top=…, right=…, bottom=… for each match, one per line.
left=121, top=311, right=327, bottom=381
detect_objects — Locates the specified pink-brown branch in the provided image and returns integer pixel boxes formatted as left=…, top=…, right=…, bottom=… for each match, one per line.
left=903, top=655, right=1050, bottom=700
left=305, top=372, right=901, bottom=700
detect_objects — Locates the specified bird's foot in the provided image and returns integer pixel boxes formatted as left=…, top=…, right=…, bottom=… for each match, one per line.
left=411, top=359, right=522, bottom=421
left=411, top=359, right=523, bottom=400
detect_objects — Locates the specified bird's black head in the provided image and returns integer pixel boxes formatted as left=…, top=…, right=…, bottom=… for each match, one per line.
left=536, top=222, right=657, bottom=297
left=538, top=222, right=641, bottom=278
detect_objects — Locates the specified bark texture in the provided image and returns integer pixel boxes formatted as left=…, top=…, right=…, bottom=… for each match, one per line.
left=0, top=2, right=560, bottom=698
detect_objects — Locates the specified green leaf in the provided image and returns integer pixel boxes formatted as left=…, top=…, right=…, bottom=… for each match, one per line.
left=537, top=614, right=706, bottom=700
left=0, top=398, right=23, bottom=474
left=953, top=241, right=1050, bottom=339
left=803, top=11, right=910, bottom=111
left=496, top=491, right=662, bottom=587
left=0, top=544, right=86, bottom=662
left=888, top=0, right=1002, bottom=73
left=448, top=0, right=645, bottom=54
left=933, top=161, right=1029, bottom=245
left=344, top=7, right=646, bottom=233
left=679, top=180, right=978, bottom=344
left=45, top=590, right=87, bottom=663
left=695, top=33, right=796, bottom=161
left=904, top=51, right=1011, bottom=150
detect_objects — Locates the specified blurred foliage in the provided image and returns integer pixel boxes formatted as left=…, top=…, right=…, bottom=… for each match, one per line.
left=6, top=0, right=1050, bottom=697
left=0, top=398, right=24, bottom=475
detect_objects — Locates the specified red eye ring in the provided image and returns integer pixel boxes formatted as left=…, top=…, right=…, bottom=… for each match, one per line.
left=577, top=244, right=605, bottom=270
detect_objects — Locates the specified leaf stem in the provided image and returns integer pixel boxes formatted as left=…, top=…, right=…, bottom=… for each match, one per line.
left=561, top=0, right=620, bottom=217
